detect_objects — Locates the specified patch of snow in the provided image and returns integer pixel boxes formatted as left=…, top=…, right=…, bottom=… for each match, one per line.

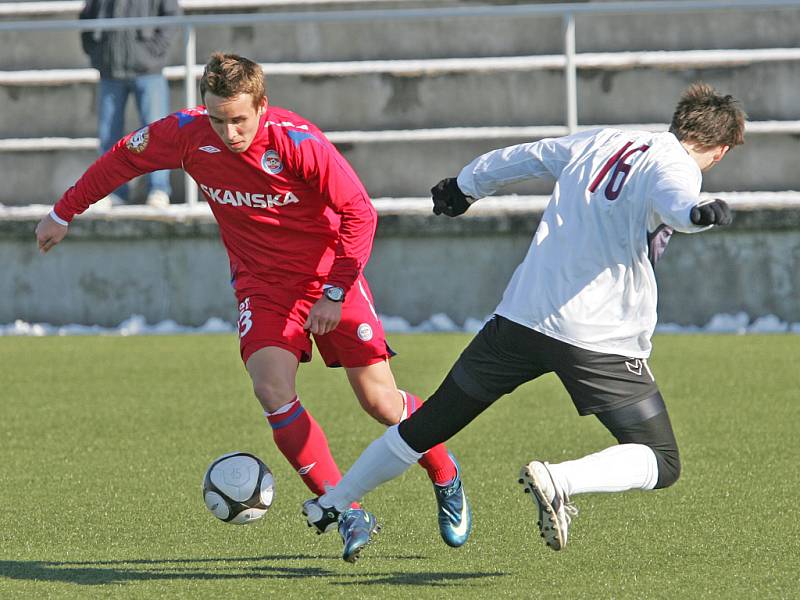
left=1, top=312, right=798, bottom=337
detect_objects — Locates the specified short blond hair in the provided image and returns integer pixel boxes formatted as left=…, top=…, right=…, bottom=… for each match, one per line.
left=200, top=52, right=265, bottom=108
left=669, top=82, right=746, bottom=149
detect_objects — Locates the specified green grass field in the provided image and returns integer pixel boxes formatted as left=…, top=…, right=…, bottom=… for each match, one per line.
left=1, top=333, right=798, bottom=599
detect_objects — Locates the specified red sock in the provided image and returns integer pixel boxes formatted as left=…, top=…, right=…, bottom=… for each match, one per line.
left=267, top=398, right=359, bottom=507
left=403, top=391, right=457, bottom=486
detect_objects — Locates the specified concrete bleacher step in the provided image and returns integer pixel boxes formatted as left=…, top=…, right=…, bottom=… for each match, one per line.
left=2, top=53, right=800, bottom=137
left=5, top=119, right=797, bottom=151
left=3, top=2, right=800, bottom=203
left=5, top=47, right=800, bottom=85
left=2, top=2, right=800, bottom=69
left=6, top=191, right=800, bottom=223
left=1, top=123, right=797, bottom=205
left=0, top=0, right=434, bottom=17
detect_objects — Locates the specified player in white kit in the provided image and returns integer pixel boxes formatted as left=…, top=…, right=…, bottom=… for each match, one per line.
left=303, top=83, right=746, bottom=554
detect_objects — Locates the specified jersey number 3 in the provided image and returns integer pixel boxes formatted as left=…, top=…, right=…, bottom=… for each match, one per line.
left=589, top=141, right=650, bottom=201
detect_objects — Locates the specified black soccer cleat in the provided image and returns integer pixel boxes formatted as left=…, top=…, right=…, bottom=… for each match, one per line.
left=302, top=497, right=341, bottom=534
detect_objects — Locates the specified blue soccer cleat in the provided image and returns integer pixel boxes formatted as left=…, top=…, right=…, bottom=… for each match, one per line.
left=433, top=453, right=472, bottom=547
left=339, top=508, right=380, bottom=563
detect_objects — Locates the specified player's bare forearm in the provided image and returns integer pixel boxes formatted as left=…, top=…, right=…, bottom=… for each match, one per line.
left=35, top=213, right=68, bottom=254
left=304, top=298, right=343, bottom=336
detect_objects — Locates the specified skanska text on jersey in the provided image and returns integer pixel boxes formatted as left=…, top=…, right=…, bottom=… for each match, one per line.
left=200, top=184, right=300, bottom=209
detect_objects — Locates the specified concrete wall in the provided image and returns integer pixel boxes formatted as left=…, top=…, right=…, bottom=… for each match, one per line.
left=3, top=206, right=798, bottom=327
left=3, top=7, right=800, bottom=68
left=2, top=3, right=799, bottom=328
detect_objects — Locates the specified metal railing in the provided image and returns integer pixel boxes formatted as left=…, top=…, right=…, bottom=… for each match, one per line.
left=2, top=0, right=799, bottom=206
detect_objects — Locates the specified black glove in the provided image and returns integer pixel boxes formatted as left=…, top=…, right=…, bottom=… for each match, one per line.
left=431, top=177, right=471, bottom=217
left=690, top=199, right=733, bottom=227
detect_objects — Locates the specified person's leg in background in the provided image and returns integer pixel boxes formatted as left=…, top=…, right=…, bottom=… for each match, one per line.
left=97, top=77, right=130, bottom=203
left=134, top=73, right=172, bottom=206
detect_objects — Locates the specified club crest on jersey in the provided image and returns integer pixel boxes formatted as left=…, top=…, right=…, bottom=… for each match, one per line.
left=126, top=126, right=149, bottom=154
left=357, top=323, right=374, bottom=342
left=261, top=149, right=283, bottom=175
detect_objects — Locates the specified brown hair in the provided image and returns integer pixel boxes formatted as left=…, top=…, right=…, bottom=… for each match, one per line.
left=200, top=52, right=266, bottom=108
left=669, top=82, right=746, bottom=149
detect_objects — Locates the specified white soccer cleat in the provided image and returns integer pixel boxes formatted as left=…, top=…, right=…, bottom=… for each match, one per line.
left=519, top=460, right=578, bottom=551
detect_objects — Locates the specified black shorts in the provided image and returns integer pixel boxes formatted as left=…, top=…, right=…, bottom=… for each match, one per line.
left=451, top=315, right=660, bottom=415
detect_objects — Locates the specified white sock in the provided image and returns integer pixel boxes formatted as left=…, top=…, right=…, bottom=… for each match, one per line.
left=263, top=396, right=299, bottom=417
left=547, top=444, right=659, bottom=496
left=319, top=425, right=422, bottom=511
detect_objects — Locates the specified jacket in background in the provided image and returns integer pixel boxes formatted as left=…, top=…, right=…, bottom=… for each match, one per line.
left=80, top=0, right=182, bottom=79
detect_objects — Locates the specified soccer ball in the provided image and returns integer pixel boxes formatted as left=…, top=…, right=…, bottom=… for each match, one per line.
left=202, top=452, right=275, bottom=524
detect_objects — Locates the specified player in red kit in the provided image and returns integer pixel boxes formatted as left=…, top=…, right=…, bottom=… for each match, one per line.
left=35, top=52, right=471, bottom=562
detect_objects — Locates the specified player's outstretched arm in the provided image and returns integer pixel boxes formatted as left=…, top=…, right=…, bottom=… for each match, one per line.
left=690, top=198, right=733, bottom=226
left=35, top=212, right=68, bottom=254
left=431, top=177, right=473, bottom=217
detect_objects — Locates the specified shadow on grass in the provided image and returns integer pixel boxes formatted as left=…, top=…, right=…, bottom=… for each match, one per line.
left=335, top=571, right=506, bottom=587
left=0, top=556, right=332, bottom=585
left=0, top=555, right=502, bottom=587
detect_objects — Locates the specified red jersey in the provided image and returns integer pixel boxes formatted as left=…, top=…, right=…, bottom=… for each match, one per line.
left=54, top=105, right=377, bottom=295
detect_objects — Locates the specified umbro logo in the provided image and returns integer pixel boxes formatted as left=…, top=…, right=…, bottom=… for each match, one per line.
left=298, top=462, right=317, bottom=475
left=625, top=359, right=643, bottom=376
left=199, top=145, right=221, bottom=153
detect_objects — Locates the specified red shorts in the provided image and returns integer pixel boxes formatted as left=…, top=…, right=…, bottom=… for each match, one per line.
left=237, top=274, right=393, bottom=368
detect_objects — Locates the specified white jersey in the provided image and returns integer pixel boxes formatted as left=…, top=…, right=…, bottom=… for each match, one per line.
left=457, top=128, right=708, bottom=358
